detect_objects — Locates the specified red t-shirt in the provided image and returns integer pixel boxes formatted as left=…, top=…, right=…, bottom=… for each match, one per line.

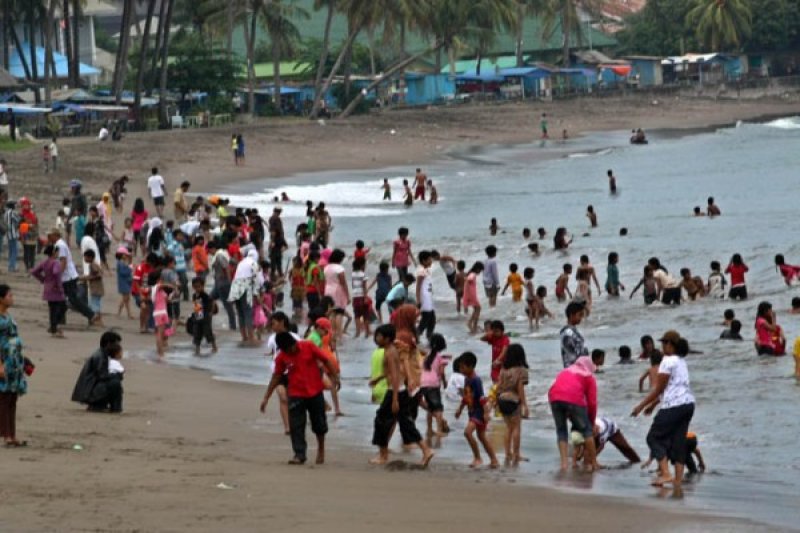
left=274, top=340, right=330, bottom=398
left=725, top=263, right=749, bottom=286
left=487, top=335, right=510, bottom=383
left=131, top=262, right=153, bottom=295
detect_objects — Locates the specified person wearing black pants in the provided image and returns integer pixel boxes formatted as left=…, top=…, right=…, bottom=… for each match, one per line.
left=369, top=324, right=434, bottom=467
left=260, top=333, right=339, bottom=465
left=47, top=301, right=66, bottom=335
left=71, top=331, right=124, bottom=413
left=63, top=278, right=97, bottom=325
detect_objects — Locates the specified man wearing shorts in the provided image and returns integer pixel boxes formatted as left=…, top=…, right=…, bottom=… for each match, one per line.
left=147, top=167, right=166, bottom=218
left=414, top=168, right=427, bottom=201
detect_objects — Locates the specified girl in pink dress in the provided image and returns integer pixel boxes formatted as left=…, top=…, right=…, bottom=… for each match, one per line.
left=462, top=262, right=484, bottom=334
left=324, top=249, right=350, bottom=342
left=152, top=278, right=171, bottom=359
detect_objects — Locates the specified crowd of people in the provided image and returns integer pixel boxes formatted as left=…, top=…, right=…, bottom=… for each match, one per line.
left=2, top=157, right=799, bottom=493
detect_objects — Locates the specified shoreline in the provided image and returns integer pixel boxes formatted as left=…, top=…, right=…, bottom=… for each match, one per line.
left=3, top=96, right=800, bottom=531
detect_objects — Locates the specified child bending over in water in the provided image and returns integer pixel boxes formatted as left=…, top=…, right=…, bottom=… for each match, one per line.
left=775, top=254, right=800, bottom=286
left=455, top=352, right=499, bottom=469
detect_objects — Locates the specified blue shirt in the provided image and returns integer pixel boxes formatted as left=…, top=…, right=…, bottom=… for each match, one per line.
left=463, top=374, right=485, bottom=421
left=0, top=313, right=27, bottom=395
left=117, top=261, right=133, bottom=295
left=376, top=272, right=392, bottom=299
left=168, top=241, right=187, bottom=272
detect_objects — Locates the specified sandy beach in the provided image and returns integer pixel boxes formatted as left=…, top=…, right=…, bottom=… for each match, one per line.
left=2, top=95, right=799, bottom=531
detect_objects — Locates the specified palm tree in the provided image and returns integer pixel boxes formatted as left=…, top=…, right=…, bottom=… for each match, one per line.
left=133, top=0, right=158, bottom=124
left=263, top=0, right=309, bottom=114
left=513, top=0, right=545, bottom=67
left=157, top=0, right=176, bottom=126
left=541, top=0, right=602, bottom=66
left=113, top=0, right=135, bottom=103
left=309, top=0, right=338, bottom=117
left=686, top=0, right=752, bottom=51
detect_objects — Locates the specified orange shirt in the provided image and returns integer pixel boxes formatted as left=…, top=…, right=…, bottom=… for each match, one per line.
left=192, top=245, right=209, bottom=273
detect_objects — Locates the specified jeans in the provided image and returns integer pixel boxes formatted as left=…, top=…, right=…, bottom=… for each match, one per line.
left=89, top=295, right=103, bottom=314
left=288, top=393, right=327, bottom=461
left=6, top=237, right=17, bottom=271
left=211, top=281, right=236, bottom=330
left=235, top=296, right=253, bottom=331
left=550, top=401, right=591, bottom=442
left=47, top=301, right=66, bottom=333
left=177, top=270, right=189, bottom=302
left=63, top=278, right=96, bottom=322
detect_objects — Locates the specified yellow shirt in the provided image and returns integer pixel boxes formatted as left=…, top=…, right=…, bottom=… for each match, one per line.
left=793, top=336, right=800, bottom=357
left=507, top=273, right=524, bottom=292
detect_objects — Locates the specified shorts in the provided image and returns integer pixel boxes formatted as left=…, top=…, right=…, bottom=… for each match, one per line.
left=661, top=287, right=681, bottom=305
left=446, top=272, right=456, bottom=290
left=278, top=373, right=289, bottom=387
left=550, top=401, right=591, bottom=442
left=729, top=285, right=748, bottom=300
left=352, top=296, right=369, bottom=319
left=497, top=398, right=520, bottom=417
left=484, top=285, right=498, bottom=299
left=420, top=387, right=443, bottom=413
left=469, top=417, right=487, bottom=432
left=646, top=403, right=694, bottom=463
left=644, top=293, right=657, bottom=305
left=153, top=196, right=165, bottom=206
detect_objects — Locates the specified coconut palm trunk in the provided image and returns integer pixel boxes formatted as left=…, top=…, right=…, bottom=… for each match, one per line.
left=310, top=0, right=335, bottom=118
left=134, top=0, right=157, bottom=125
left=71, top=0, right=81, bottom=86
left=43, top=0, right=58, bottom=104
left=157, top=0, right=175, bottom=127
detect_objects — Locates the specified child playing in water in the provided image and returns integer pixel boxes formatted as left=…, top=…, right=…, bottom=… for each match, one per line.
left=707, top=261, right=726, bottom=298
left=679, top=268, right=705, bottom=300
left=370, top=262, right=392, bottom=323
left=524, top=267, right=536, bottom=328
left=289, top=257, right=306, bottom=318
left=454, top=260, right=466, bottom=314
left=454, top=352, right=499, bottom=469
left=639, top=335, right=661, bottom=359
left=638, top=349, right=664, bottom=392
left=630, top=266, right=657, bottom=305
left=420, top=334, right=450, bottom=437
left=463, top=262, right=484, bottom=334
left=775, top=254, right=800, bottom=286
left=382, top=179, right=391, bottom=201
left=483, top=320, right=510, bottom=384
left=723, top=310, right=735, bottom=327
left=527, top=285, right=552, bottom=330
left=428, top=180, right=438, bottom=204
left=618, top=346, right=634, bottom=364
left=791, top=297, right=800, bottom=315
left=489, top=218, right=499, bottom=236
left=402, top=180, right=413, bottom=207
left=726, top=253, right=749, bottom=300
left=496, top=344, right=529, bottom=466
left=354, top=240, right=370, bottom=260
left=575, top=269, right=592, bottom=316
left=577, top=255, right=602, bottom=295
left=502, top=263, right=524, bottom=302
left=586, top=205, right=597, bottom=228
left=555, top=264, right=573, bottom=302
left=720, top=319, right=743, bottom=340
left=793, top=335, right=800, bottom=379
left=605, top=252, right=624, bottom=296
left=527, top=243, right=540, bottom=256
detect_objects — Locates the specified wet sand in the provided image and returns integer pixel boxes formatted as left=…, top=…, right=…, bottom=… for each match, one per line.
left=2, top=96, right=799, bottom=531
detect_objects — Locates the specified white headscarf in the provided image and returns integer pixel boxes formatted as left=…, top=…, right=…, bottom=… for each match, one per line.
left=234, top=249, right=260, bottom=280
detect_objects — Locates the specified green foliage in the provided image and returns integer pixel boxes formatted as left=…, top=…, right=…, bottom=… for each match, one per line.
left=687, top=0, right=752, bottom=51
left=296, top=38, right=385, bottom=76
left=94, top=20, right=119, bottom=54
left=168, top=33, right=243, bottom=98
left=615, top=0, right=696, bottom=56
left=330, top=83, right=370, bottom=114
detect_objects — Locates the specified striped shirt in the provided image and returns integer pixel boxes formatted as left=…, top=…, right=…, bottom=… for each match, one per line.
left=3, top=209, right=19, bottom=240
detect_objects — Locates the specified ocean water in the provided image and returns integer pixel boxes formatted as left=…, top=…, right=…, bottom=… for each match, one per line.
left=137, top=116, right=800, bottom=530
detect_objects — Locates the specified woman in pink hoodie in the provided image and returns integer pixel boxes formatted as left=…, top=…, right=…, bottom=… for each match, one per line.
left=548, top=350, right=605, bottom=472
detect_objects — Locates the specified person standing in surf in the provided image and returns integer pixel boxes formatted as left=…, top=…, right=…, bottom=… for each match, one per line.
left=414, top=168, right=427, bottom=201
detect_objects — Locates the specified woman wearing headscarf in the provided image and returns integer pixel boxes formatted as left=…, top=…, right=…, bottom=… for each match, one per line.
left=228, top=249, right=261, bottom=345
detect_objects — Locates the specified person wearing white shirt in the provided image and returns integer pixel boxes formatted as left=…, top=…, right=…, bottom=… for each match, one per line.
left=632, top=330, right=695, bottom=488
left=415, top=250, right=436, bottom=341
left=47, top=228, right=98, bottom=325
left=147, top=167, right=166, bottom=218
left=98, top=127, right=109, bottom=141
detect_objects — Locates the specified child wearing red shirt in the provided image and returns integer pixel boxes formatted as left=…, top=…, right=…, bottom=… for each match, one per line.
left=482, top=320, right=510, bottom=383
left=725, top=253, right=749, bottom=300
